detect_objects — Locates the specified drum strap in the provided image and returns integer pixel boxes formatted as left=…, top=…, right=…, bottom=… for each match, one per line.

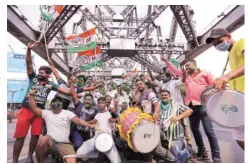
left=168, top=123, right=176, bottom=149
left=168, top=101, right=178, bottom=149
left=221, top=56, right=229, bottom=76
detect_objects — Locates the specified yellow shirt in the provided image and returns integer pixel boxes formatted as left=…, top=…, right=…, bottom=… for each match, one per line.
left=229, top=38, right=245, bottom=93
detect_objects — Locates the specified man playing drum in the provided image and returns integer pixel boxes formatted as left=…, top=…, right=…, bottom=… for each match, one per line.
left=159, top=90, right=193, bottom=163
left=206, top=28, right=245, bottom=150
left=162, top=57, right=222, bottom=162
left=76, top=97, right=121, bottom=163
left=145, top=72, right=193, bottom=149
left=135, top=79, right=175, bottom=163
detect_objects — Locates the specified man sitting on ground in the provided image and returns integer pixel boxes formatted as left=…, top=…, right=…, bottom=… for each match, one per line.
left=28, top=89, right=95, bottom=163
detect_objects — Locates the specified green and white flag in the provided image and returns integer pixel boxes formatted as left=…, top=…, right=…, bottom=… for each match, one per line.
left=40, top=5, right=63, bottom=21
left=68, top=41, right=97, bottom=53
left=80, top=60, right=103, bottom=71
left=75, top=53, right=103, bottom=71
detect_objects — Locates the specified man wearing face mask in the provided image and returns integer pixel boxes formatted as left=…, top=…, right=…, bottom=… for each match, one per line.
left=206, top=28, right=245, bottom=150
left=69, top=76, right=99, bottom=150
left=28, top=89, right=95, bottom=163
left=162, top=56, right=222, bottom=163
left=12, top=42, right=72, bottom=163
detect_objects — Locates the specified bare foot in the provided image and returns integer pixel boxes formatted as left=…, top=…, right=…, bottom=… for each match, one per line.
left=25, top=158, right=34, bottom=163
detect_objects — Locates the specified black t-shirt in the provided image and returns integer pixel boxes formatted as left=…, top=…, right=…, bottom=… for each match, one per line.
left=22, top=72, right=59, bottom=109
left=74, top=101, right=99, bottom=133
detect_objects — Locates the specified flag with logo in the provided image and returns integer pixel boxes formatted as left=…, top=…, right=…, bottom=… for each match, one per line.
left=122, top=68, right=137, bottom=79
left=67, top=28, right=103, bottom=71
left=66, top=28, right=97, bottom=53
left=40, top=5, right=63, bottom=21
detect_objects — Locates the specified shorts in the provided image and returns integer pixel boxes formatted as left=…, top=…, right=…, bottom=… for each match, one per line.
left=13, top=107, right=44, bottom=138
left=232, top=127, right=244, bottom=141
left=48, top=136, right=76, bottom=160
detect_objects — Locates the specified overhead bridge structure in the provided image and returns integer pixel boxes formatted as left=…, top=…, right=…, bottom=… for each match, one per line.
left=7, top=5, right=244, bottom=77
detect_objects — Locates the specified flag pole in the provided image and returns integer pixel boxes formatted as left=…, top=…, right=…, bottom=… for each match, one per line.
left=94, top=46, right=97, bottom=80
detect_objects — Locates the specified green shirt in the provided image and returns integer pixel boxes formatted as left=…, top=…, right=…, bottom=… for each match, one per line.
left=22, top=72, right=59, bottom=109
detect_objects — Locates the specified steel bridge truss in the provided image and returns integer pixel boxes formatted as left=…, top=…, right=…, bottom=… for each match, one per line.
left=7, top=5, right=244, bottom=76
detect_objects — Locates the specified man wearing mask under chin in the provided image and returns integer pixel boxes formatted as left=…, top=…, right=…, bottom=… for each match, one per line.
left=206, top=28, right=245, bottom=150
left=161, top=56, right=222, bottom=163
left=159, top=90, right=193, bottom=163
left=146, top=72, right=193, bottom=156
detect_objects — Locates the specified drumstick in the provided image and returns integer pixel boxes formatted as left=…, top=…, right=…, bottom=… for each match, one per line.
left=159, top=128, right=169, bottom=141
left=147, top=69, right=158, bottom=96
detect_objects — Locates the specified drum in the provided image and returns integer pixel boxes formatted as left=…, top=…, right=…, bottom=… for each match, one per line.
left=95, top=132, right=113, bottom=153
left=131, top=120, right=160, bottom=153
left=200, top=87, right=217, bottom=105
left=201, top=87, right=244, bottom=129
left=118, top=107, right=160, bottom=153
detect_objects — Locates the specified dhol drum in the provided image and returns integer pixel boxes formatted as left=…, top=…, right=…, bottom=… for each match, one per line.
left=131, top=119, right=160, bottom=153
left=95, top=132, right=113, bottom=153
left=201, top=87, right=244, bottom=129
left=118, top=107, right=160, bottom=153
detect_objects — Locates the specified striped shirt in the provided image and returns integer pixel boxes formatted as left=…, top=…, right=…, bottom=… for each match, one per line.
left=159, top=101, right=189, bottom=140
left=141, top=89, right=159, bottom=114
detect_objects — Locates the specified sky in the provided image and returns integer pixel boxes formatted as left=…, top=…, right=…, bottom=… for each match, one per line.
left=7, top=5, right=244, bottom=82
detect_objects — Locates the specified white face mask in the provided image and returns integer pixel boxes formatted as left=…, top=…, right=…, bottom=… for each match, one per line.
left=215, top=41, right=231, bottom=51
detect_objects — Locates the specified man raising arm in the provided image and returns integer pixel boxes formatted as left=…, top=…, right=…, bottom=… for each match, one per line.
left=29, top=89, right=94, bottom=163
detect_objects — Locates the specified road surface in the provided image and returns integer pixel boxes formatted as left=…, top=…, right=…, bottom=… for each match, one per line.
left=7, top=119, right=244, bottom=163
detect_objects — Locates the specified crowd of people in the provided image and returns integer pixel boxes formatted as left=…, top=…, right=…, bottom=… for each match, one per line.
left=11, top=28, right=244, bottom=163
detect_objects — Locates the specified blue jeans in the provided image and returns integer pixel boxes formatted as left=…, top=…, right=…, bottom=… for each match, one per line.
left=170, top=138, right=190, bottom=163
left=70, top=131, right=91, bottom=150
left=188, top=103, right=221, bottom=161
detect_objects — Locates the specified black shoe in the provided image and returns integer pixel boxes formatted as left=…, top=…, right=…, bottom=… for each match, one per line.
left=197, top=150, right=210, bottom=160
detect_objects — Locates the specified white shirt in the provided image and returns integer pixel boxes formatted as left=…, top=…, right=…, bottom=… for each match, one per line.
left=42, top=110, right=76, bottom=142
left=154, top=79, right=184, bottom=104
left=106, top=90, right=129, bottom=107
left=94, top=111, right=112, bottom=135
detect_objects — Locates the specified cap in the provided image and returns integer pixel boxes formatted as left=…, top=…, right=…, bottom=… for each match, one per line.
left=206, top=28, right=229, bottom=44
